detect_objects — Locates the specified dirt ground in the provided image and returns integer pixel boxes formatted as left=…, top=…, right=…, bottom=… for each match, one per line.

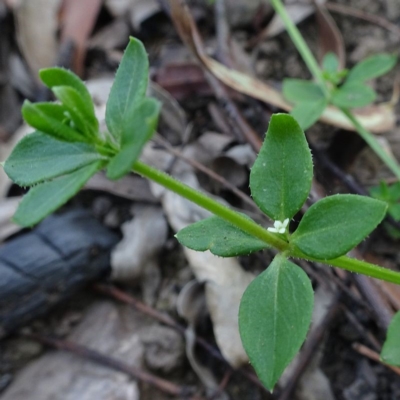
left=1, top=0, right=400, bottom=399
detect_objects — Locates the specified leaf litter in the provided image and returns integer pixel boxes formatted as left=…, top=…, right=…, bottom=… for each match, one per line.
left=1, top=0, right=400, bottom=398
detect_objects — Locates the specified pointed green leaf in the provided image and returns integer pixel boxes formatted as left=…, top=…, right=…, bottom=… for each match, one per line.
left=250, top=114, right=313, bottom=220
left=22, top=101, right=86, bottom=143
left=283, top=79, right=325, bottom=103
left=106, top=37, right=149, bottom=141
left=291, top=194, right=387, bottom=259
left=346, top=54, right=397, bottom=83
left=290, top=99, right=328, bottom=130
left=239, top=255, right=314, bottom=391
left=381, top=312, right=400, bottom=367
left=4, top=131, right=104, bottom=186
left=39, top=67, right=94, bottom=112
left=331, top=82, right=376, bottom=108
left=13, top=161, right=103, bottom=227
left=52, top=86, right=98, bottom=137
left=106, top=98, right=160, bottom=180
left=175, top=216, right=269, bottom=257
left=322, top=52, right=339, bottom=73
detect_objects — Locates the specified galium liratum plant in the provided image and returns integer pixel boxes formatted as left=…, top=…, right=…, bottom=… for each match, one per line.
left=3, top=37, right=400, bottom=391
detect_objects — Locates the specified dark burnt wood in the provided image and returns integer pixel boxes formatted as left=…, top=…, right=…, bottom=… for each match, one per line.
left=0, top=209, right=118, bottom=338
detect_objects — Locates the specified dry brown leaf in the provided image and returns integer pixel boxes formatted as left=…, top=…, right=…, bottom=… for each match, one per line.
left=265, top=0, right=325, bottom=38
left=14, top=0, right=61, bottom=80
left=169, top=0, right=395, bottom=133
left=0, top=197, right=22, bottom=242
left=111, top=204, right=168, bottom=282
left=1, top=302, right=143, bottom=400
left=177, top=280, right=230, bottom=399
left=315, top=1, right=345, bottom=69
left=250, top=0, right=325, bottom=45
left=60, top=0, right=102, bottom=75
left=143, top=143, right=252, bottom=367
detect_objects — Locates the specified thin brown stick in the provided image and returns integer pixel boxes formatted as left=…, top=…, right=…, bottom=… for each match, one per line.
left=342, top=307, right=381, bottom=351
left=353, top=343, right=400, bottom=376
left=153, top=134, right=261, bottom=213
left=325, top=2, right=400, bottom=37
left=93, top=284, right=269, bottom=393
left=278, top=299, right=342, bottom=400
left=22, top=332, right=204, bottom=399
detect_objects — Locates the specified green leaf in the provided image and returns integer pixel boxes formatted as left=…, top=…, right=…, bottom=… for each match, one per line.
left=106, top=37, right=149, bottom=141
left=381, top=312, right=400, bottom=367
left=4, top=131, right=104, bottom=186
left=322, top=52, right=339, bottom=73
left=346, top=54, right=397, bottom=83
left=39, top=67, right=94, bottom=108
left=239, top=255, right=314, bottom=391
left=283, top=79, right=325, bottom=103
left=331, top=82, right=376, bottom=108
left=290, top=98, right=328, bottom=130
left=22, top=101, right=86, bottom=143
left=52, top=86, right=98, bottom=137
left=13, top=161, right=103, bottom=227
left=106, top=98, right=160, bottom=180
left=291, top=194, right=387, bottom=259
left=250, top=114, right=313, bottom=221
left=175, top=216, right=269, bottom=257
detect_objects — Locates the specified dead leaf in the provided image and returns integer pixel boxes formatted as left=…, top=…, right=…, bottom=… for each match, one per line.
left=140, top=325, right=185, bottom=373
left=0, top=197, right=22, bottom=242
left=226, top=0, right=271, bottom=28
left=88, top=19, right=130, bottom=51
left=169, top=0, right=395, bottom=133
left=153, top=62, right=212, bottom=101
left=145, top=149, right=253, bottom=366
left=1, top=302, right=143, bottom=400
left=85, top=173, right=158, bottom=203
left=60, top=0, right=102, bottom=75
left=14, top=0, right=61, bottom=80
left=315, top=1, right=345, bottom=69
left=130, top=0, right=160, bottom=31
left=149, top=81, right=188, bottom=144
left=268, top=1, right=324, bottom=38
left=280, top=287, right=336, bottom=400
left=105, top=0, right=160, bottom=29
left=177, top=280, right=230, bottom=399
left=111, top=204, right=168, bottom=282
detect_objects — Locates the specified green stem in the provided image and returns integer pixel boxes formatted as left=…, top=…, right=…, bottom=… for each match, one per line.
left=290, top=247, right=400, bottom=285
left=269, top=0, right=328, bottom=95
left=328, top=256, right=400, bottom=284
left=133, top=161, right=288, bottom=251
left=341, top=108, right=400, bottom=180
left=271, top=0, right=400, bottom=181
left=133, top=161, right=400, bottom=286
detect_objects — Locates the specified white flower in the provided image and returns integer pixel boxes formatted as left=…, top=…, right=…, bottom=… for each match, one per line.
left=267, top=218, right=289, bottom=234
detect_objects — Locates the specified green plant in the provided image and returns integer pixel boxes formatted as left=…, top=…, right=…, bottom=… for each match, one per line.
left=370, top=181, right=400, bottom=238
left=3, top=37, right=400, bottom=391
left=381, top=311, right=400, bottom=366
left=269, top=0, right=400, bottom=184
left=283, top=52, right=396, bottom=130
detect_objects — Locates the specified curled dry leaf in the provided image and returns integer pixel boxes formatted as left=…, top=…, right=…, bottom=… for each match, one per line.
left=144, top=143, right=253, bottom=367
left=280, top=287, right=336, bottom=400
left=0, top=197, right=23, bottom=242
left=169, top=0, right=395, bottom=133
left=60, top=0, right=102, bottom=75
left=315, top=1, right=345, bottom=69
left=111, top=204, right=168, bottom=282
left=177, top=280, right=229, bottom=399
left=1, top=302, right=143, bottom=400
left=261, top=0, right=326, bottom=39
left=14, top=0, right=61, bottom=80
